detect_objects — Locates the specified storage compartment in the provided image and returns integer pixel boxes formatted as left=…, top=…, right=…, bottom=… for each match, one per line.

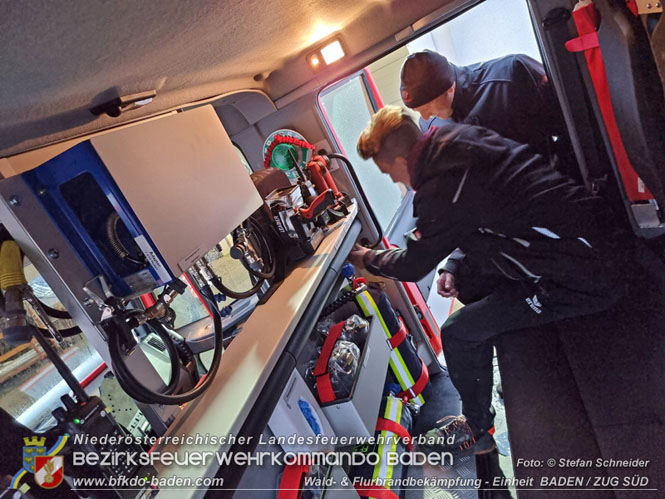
left=268, top=369, right=337, bottom=453
left=297, top=315, right=391, bottom=437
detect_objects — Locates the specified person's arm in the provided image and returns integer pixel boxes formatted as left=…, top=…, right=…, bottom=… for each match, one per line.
left=361, top=164, right=486, bottom=282
left=442, top=247, right=465, bottom=276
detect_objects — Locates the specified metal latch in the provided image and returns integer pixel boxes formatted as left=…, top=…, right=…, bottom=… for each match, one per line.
left=634, top=0, right=663, bottom=14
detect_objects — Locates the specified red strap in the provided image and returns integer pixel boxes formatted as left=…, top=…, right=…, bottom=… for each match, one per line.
left=354, top=484, right=400, bottom=499
left=264, top=135, right=315, bottom=169
left=566, top=3, right=653, bottom=202
left=565, top=31, right=599, bottom=52
left=278, top=463, right=310, bottom=499
left=376, top=417, right=413, bottom=452
left=388, top=324, right=407, bottom=350
left=314, top=322, right=345, bottom=403
left=626, top=0, right=639, bottom=16
left=397, top=359, right=429, bottom=401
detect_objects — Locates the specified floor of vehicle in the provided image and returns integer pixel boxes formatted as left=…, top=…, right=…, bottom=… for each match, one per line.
left=419, top=273, right=517, bottom=499
left=406, top=358, right=515, bottom=499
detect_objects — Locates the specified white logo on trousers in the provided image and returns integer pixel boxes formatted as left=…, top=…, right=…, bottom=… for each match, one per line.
left=526, top=295, right=542, bottom=314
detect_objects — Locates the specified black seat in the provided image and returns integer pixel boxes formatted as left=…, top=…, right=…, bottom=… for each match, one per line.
left=497, top=244, right=665, bottom=498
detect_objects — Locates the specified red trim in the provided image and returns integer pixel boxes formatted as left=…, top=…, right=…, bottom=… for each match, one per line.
left=376, top=417, right=413, bottom=452
left=355, top=484, right=400, bottom=499
left=313, top=321, right=346, bottom=403
left=362, top=68, right=385, bottom=109
left=448, top=297, right=457, bottom=317
left=184, top=273, right=211, bottom=317
left=396, top=359, right=429, bottom=401
left=278, top=463, right=310, bottom=498
left=79, top=362, right=107, bottom=388
left=566, top=3, right=653, bottom=202
left=140, top=293, right=156, bottom=308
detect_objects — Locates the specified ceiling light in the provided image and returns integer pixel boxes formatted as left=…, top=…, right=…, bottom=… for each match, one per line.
left=309, top=54, right=321, bottom=69
left=307, top=38, right=345, bottom=72
left=321, top=40, right=345, bottom=65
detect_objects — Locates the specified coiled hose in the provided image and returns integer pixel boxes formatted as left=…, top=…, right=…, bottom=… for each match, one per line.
left=207, top=217, right=276, bottom=300
left=108, top=285, right=223, bottom=405
left=106, top=213, right=145, bottom=266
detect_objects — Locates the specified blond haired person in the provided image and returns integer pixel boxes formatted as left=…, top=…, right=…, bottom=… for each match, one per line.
left=350, top=106, right=631, bottom=454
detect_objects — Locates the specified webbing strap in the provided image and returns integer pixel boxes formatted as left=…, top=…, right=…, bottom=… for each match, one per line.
left=354, top=484, right=401, bottom=499
left=277, top=463, right=310, bottom=499
left=313, top=321, right=345, bottom=403
left=387, top=324, right=407, bottom=350
left=376, top=417, right=413, bottom=452
left=565, top=31, right=599, bottom=52
left=396, top=359, right=429, bottom=401
left=566, top=2, right=653, bottom=201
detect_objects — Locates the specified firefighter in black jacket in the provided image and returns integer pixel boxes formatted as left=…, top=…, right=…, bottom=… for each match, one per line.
left=400, top=50, right=558, bottom=156
left=350, top=106, right=630, bottom=453
left=401, top=50, right=579, bottom=319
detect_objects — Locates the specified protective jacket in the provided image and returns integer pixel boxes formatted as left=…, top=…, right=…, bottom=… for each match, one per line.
left=420, top=55, right=558, bottom=156
left=364, top=122, right=626, bottom=289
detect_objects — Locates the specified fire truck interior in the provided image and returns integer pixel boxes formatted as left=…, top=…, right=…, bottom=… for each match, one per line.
left=0, top=1, right=664, bottom=498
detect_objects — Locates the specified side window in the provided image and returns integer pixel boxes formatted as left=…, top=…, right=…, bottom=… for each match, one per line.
left=234, top=144, right=254, bottom=174
left=318, top=0, right=541, bottom=234
left=319, top=75, right=405, bottom=231
left=404, top=0, right=541, bottom=66
left=0, top=263, right=103, bottom=430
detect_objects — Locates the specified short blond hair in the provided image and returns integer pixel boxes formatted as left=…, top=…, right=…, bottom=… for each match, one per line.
left=357, top=105, right=421, bottom=162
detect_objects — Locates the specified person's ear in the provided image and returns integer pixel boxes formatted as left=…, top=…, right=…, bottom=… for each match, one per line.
left=394, top=156, right=409, bottom=171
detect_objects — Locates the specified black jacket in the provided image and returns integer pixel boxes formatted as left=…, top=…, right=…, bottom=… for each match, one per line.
left=420, top=55, right=558, bottom=156
left=364, top=122, right=625, bottom=287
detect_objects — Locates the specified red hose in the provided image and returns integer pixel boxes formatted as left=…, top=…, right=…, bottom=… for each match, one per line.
left=263, top=135, right=315, bottom=169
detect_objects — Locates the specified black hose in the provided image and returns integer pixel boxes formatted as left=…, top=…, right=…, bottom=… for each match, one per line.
left=38, top=325, right=81, bottom=337
left=243, top=217, right=276, bottom=280
left=207, top=217, right=275, bottom=299
left=210, top=274, right=263, bottom=300
left=108, top=290, right=224, bottom=404
left=146, top=319, right=181, bottom=395
left=36, top=299, right=72, bottom=319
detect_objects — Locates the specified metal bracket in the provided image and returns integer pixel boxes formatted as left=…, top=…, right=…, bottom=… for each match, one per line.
left=634, top=0, right=663, bottom=15
left=23, top=287, right=64, bottom=343
left=82, top=275, right=115, bottom=321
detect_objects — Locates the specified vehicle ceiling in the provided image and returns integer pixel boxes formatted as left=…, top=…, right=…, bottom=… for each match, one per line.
left=0, top=0, right=460, bottom=158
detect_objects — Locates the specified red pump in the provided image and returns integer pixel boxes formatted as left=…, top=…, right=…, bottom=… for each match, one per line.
left=305, top=155, right=343, bottom=199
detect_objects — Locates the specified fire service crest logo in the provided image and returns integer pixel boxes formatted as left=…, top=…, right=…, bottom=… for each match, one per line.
left=14, top=436, right=65, bottom=490
left=35, top=455, right=64, bottom=488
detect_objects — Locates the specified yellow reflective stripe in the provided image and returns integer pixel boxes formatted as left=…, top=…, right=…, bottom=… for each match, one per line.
left=372, top=396, right=391, bottom=482
left=356, top=292, right=424, bottom=404
left=387, top=399, right=402, bottom=482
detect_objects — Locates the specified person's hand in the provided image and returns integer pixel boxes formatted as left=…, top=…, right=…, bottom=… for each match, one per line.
left=348, top=243, right=370, bottom=270
left=437, top=271, right=458, bottom=298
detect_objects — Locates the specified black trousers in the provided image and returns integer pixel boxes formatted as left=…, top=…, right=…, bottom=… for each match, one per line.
left=440, top=265, right=626, bottom=434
